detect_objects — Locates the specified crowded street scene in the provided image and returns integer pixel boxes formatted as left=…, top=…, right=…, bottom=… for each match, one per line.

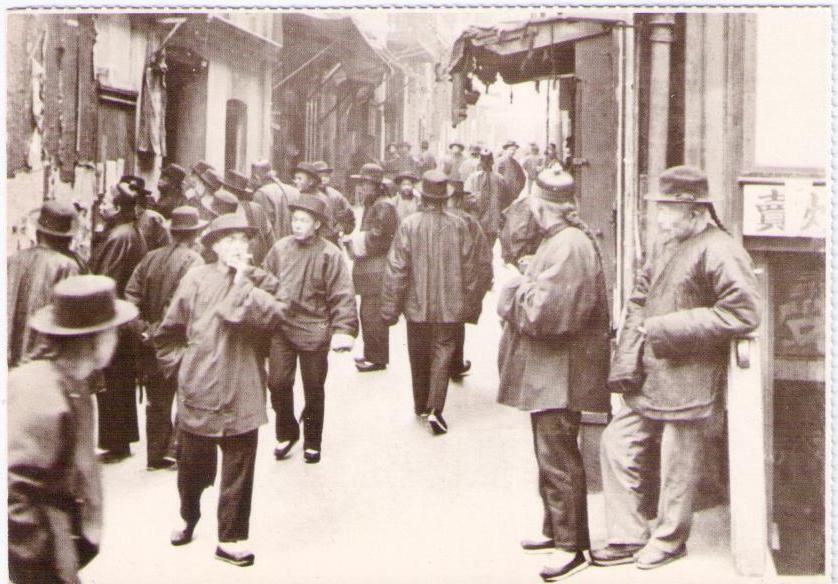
left=4, top=6, right=831, bottom=584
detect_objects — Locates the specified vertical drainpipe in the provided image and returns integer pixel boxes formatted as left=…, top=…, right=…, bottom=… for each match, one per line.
left=645, top=14, right=676, bottom=248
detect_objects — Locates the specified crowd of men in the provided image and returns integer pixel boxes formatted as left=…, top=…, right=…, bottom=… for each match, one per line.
left=7, top=130, right=761, bottom=582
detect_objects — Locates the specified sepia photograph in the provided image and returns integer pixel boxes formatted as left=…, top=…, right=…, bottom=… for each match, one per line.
left=3, top=5, right=831, bottom=583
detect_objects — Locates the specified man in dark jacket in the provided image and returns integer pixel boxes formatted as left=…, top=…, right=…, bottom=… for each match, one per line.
left=8, top=275, right=137, bottom=584
left=156, top=214, right=290, bottom=567
left=184, top=160, right=223, bottom=211
left=293, top=162, right=340, bottom=245
left=262, top=196, right=358, bottom=464
left=251, top=160, right=298, bottom=240
left=593, top=166, right=760, bottom=570
left=7, top=201, right=88, bottom=368
left=125, top=206, right=206, bottom=470
left=464, top=149, right=506, bottom=251
left=156, top=163, right=188, bottom=220
left=496, top=140, right=526, bottom=208
left=347, top=163, right=399, bottom=372
left=497, top=167, right=610, bottom=581
left=92, top=182, right=149, bottom=463
left=222, top=170, right=276, bottom=265
left=314, top=160, right=356, bottom=239
left=381, top=170, right=478, bottom=434
left=122, top=175, right=170, bottom=251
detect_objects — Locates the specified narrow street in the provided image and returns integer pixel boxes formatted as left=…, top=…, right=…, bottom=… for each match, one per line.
left=80, top=256, right=756, bottom=584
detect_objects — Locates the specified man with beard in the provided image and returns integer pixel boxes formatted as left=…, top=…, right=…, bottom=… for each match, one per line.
left=7, top=201, right=88, bottom=368
left=391, top=171, right=421, bottom=223
left=125, top=206, right=207, bottom=471
left=262, top=196, right=357, bottom=464
left=251, top=159, right=298, bottom=240
left=346, top=163, right=398, bottom=373
left=496, top=167, right=610, bottom=582
left=314, top=160, right=356, bottom=240
left=464, top=149, right=506, bottom=251
left=222, top=170, right=276, bottom=265
left=156, top=164, right=188, bottom=220
left=91, top=182, right=148, bottom=463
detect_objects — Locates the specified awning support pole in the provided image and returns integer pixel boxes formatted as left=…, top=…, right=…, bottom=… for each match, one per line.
left=273, top=41, right=338, bottom=90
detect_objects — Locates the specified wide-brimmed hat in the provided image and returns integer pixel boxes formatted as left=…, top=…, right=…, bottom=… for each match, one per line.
left=419, top=170, right=450, bottom=200
left=29, top=275, right=138, bottom=336
left=223, top=170, right=254, bottom=198
left=160, top=164, right=187, bottom=185
left=350, top=163, right=385, bottom=185
left=502, top=140, right=519, bottom=150
left=36, top=200, right=78, bottom=238
left=119, top=175, right=145, bottom=196
left=312, top=160, right=333, bottom=174
left=395, top=171, right=420, bottom=184
left=201, top=213, right=256, bottom=248
left=644, top=165, right=717, bottom=205
left=191, top=161, right=223, bottom=192
left=289, top=195, right=330, bottom=224
left=293, top=162, right=322, bottom=184
left=448, top=179, right=466, bottom=197
left=201, top=190, right=239, bottom=218
left=168, top=206, right=208, bottom=233
left=449, top=141, right=465, bottom=150
left=535, top=166, right=575, bottom=203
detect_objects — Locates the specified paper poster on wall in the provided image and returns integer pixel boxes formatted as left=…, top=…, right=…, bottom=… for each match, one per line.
left=742, top=179, right=826, bottom=238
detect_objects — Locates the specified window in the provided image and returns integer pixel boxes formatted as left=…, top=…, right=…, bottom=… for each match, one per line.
left=225, top=99, right=248, bottom=172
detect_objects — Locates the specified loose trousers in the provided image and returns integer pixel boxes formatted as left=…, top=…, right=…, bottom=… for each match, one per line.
left=145, top=374, right=178, bottom=464
left=451, top=323, right=467, bottom=370
left=531, top=409, right=590, bottom=551
left=268, top=334, right=329, bottom=451
left=97, top=337, right=139, bottom=452
left=359, top=294, right=389, bottom=365
left=405, top=322, right=459, bottom=415
left=177, top=429, right=258, bottom=542
left=600, top=404, right=705, bottom=553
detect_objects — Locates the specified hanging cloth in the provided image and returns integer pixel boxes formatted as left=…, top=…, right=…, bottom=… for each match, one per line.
left=137, top=49, right=167, bottom=157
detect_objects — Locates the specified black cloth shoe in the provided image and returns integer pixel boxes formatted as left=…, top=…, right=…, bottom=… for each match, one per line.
left=303, top=449, right=321, bottom=464
left=215, top=546, right=255, bottom=567
left=355, top=360, right=386, bottom=372
left=147, top=458, right=176, bottom=471
left=540, top=551, right=588, bottom=581
left=521, top=537, right=556, bottom=553
left=427, top=410, right=448, bottom=435
left=170, top=523, right=196, bottom=546
left=98, top=448, right=131, bottom=464
left=590, top=544, right=644, bottom=566
left=635, top=544, right=687, bottom=570
left=273, top=438, right=298, bottom=460
left=450, top=360, right=472, bottom=379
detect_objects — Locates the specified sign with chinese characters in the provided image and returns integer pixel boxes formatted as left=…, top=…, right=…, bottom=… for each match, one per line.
left=742, top=179, right=827, bottom=238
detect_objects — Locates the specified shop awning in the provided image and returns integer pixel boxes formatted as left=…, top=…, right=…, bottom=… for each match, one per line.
left=449, top=15, right=621, bottom=85
left=157, top=14, right=283, bottom=63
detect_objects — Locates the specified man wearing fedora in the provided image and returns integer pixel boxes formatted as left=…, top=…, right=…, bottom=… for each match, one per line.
left=392, top=171, right=421, bottom=223
left=464, top=148, right=506, bottom=252
left=251, top=159, right=298, bottom=240
left=442, top=141, right=466, bottom=181
left=496, top=140, right=526, bottom=208
left=496, top=167, right=610, bottom=582
left=346, top=163, right=399, bottom=373
left=222, top=170, right=276, bottom=265
left=125, top=206, right=207, bottom=471
left=155, top=213, right=290, bottom=567
left=156, top=163, right=188, bottom=220
left=184, top=160, right=223, bottom=211
left=314, top=160, right=356, bottom=240
left=120, top=174, right=170, bottom=252
left=381, top=170, right=478, bottom=434
left=92, top=181, right=149, bottom=463
left=292, top=162, right=339, bottom=244
left=262, top=196, right=358, bottom=464
left=593, top=165, right=760, bottom=570
left=8, top=274, right=137, bottom=583
left=7, top=200, right=88, bottom=368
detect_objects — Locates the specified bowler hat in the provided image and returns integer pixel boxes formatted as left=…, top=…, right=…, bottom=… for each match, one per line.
left=192, top=161, right=222, bottom=192
left=223, top=170, right=254, bottom=198
left=395, top=171, right=419, bottom=184
left=29, top=275, right=138, bottom=336
left=502, top=140, right=519, bottom=149
left=312, top=160, right=334, bottom=174
left=36, top=200, right=78, bottom=238
left=289, top=195, right=330, bottom=224
left=161, top=164, right=187, bottom=185
left=644, top=165, right=717, bottom=205
left=350, top=163, right=385, bottom=185
left=293, top=162, right=322, bottom=184
left=419, top=170, right=450, bottom=199
left=201, top=190, right=239, bottom=218
left=201, top=213, right=256, bottom=248
left=120, top=175, right=145, bottom=194
left=449, top=141, right=465, bottom=150
left=535, top=166, right=575, bottom=203
left=169, top=206, right=208, bottom=233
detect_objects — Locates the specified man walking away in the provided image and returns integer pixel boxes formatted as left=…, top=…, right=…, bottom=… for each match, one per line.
left=9, top=275, right=137, bottom=584
left=593, top=165, right=760, bottom=570
left=125, top=206, right=206, bottom=471
left=497, top=167, right=610, bottom=582
left=156, top=214, right=290, bottom=568
left=251, top=159, right=298, bottom=240
left=7, top=201, right=88, bottom=368
left=262, top=196, right=357, bottom=464
left=314, top=160, right=357, bottom=240
left=381, top=170, right=478, bottom=434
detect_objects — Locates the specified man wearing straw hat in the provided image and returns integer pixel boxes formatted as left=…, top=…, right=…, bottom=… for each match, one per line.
left=594, top=165, right=760, bottom=570
left=8, top=274, right=137, bottom=583
left=125, top=206, right=207, bottom=471
left=156, top=213, right=290, bottom=567
left=7, top=200, right=88, bottom=368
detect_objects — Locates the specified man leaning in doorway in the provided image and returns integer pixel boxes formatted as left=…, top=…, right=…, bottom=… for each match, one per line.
left=593, top=165, right=760, bottom=570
